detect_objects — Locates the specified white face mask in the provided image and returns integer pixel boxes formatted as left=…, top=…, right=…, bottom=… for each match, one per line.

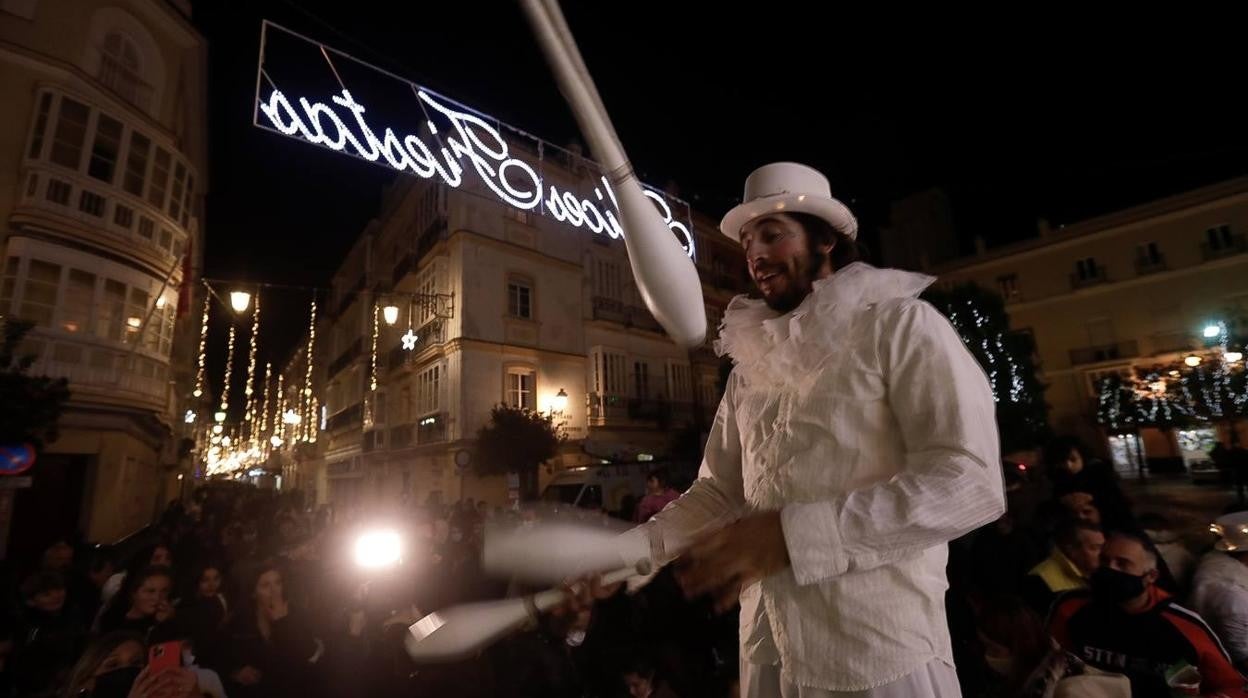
left=565, top=629, right=586, bottom=647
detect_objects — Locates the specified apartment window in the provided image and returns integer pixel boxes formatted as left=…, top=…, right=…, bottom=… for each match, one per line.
left=157, top=304, right=174, bottom=356
left=50, top=97, right=89, bottom=169
left=633, top=361, right=650, bottom=399
left=137, top=217, right=154, bottom=242
left=125, top=288, right=149, bottom=345
left=594, top=259, right=622, bottom=300
left=148, top=147, right=170, bottom=209
left=61, top=269, right=96, bottom=334
left=507, top=277, right=532, bottom=319
left=169, top=162, right=186, bottom=220
left=373, top=391, right=387, bottom=426
left=158, top=228, right=173, bottom=253
left=1207, top=224, right=1234, bottom=251
left=46, top=178, right=71, bottom=205
left=504, top=207, right=531, bottom=225
left=113, top=203, right=134, bottom=230
left=26, top=174, right=38, bottom=197
left=996, top=273, right=1019, bottom=299
left=666, top=362, right=692, bottom=401
left=79, top=190, right=106, bottom=217
left=0, top=258, right=18, bottom=314
left=399, top=386, right=412, bottom=423
left=1136, top=241, right=1162, bottom=265
left=20, top=260, right=61, bottom=326
left=87, top=114, right=123, bottom=183
left=122, top=131, right=150, bottom=196
left=181, top=175, right=195, bottom=227
left=97, top=279, right=126, bottom=341
left=594, top=350, right=626, bottom=395
left=506, top=368, right=535, bottom=410
left=417, top=365, right=441, bottom=415
left=1075, top=257, right=1101, bottom=281
left=28, top=92, right=53, bottom=159
left=52, top=342, right=84, bottom=365
left=172, top=234, right=185, bottom=259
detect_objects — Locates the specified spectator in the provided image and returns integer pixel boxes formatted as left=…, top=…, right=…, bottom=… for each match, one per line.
left=1043, top=436, right=1134, bottom=530
left=73, top=546, right=117, bottom=629
left=635, top=468, right=681, bottom=523
left=13, top=570, right=85, bottom=696
left=622, top=657, right=680, bottom=698
left=222, top=561, right=326, bottom=698
left=1060, top=491, right=1104, bottom=528
left=61, top=630, right=197, bottom=698
left=98, top=566, right=177, bottom=637
left=966, top=504, right=1045, bottom=598
left=1048, top=530, right=1247, bottom=697
left=975, top=596, right=1050, bottom=697
left=0, top=617, right=14, bottom=698
left=1190, top=511, right=1248, bottom=673
left=99, top=543, right=174, bottom=615
left=175, top=561, right=229, bottom=669
left=40, top=539, right=75, bottom=575
left=1022, top=520, right=1104, bottom=613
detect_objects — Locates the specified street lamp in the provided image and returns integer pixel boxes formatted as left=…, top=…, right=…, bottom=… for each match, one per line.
left=1227, top=351, right=1245, bottom=364
left=551, top=388, right=569, bottom=413
left=1184, top=355, right=1203, bottom=367
left=282, top=410, right=301, bottom=425
left=230, top=291, right=252, bottom=313
left=1203, top=323, right=1224, bottom=339
left=214, top=411, right=227, bottom=422
left=382, top=305, right=400, bottom=326
left=270, top=435, right=284, bottom=447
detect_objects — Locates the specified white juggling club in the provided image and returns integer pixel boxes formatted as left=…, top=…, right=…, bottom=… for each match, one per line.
left=519, top=0, right=706, bottom=347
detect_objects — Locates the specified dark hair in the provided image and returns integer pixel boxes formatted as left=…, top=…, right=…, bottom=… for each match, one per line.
left=646, top=467, right=669, bottom=486
left=99, top=565, right=174, bottom=631
left=1054, top=519, right=1102, bottom=549
left=186, top=559, right=225, bottom=600
left=87, top=545, right=118, bottom=575
left=62, top=631, right=146, bottom=698
left=788, top=212, right=869, bottom=271
left=1042, top=436, right=1089, bottom=469
left=977, top=596, right=1048, bottom=686
left=22, top=570, right=66, bottom=600
left=1108, top=529, right=1160, bottom=568
left=623, top=656, right=657, bottom=679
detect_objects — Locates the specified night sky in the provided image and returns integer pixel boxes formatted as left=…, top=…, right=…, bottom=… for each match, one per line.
left=190, top=1, right=1247, bottom=369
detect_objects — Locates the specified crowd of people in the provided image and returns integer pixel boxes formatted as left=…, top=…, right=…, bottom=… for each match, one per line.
left=2, top=440, right=1248, bottom=697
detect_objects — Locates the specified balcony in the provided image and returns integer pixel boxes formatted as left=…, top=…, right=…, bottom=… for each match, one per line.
left=591, top=297, right=664, bottom=333
left=389, top=424, right=414, bottom=449
left=417, top=413, right=447, bottom=444
left=1150, top=331, right=1194, bottom=355
left=16, top=164, right=188, bottom=276
left=23, top=336, right=168, bottom=409
left=1201, top=234, right=1248, bottom=261
left=1069, top=265, right=1109, bottom=290
left=1069, top=340, right=1139, bottom=366
left=327, top=338, right=362, bottom=378
left=386, top=320, right=447, bottom=371
left=1134, top=254, right=1167, bottom=275
left=326, top=403, right=363, bottom=432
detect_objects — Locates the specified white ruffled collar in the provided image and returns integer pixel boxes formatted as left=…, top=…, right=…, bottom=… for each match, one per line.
left=713, top=263, right=935, bottom=387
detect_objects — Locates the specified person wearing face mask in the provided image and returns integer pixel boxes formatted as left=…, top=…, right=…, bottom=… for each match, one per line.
left=61, top=631, right=197, bottom=698
left=1048, top=530, right=1248, bottom=697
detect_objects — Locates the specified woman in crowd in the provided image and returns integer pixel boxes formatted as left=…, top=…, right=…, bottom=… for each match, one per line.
left=222, top=561, right=325, bottom=698
left=97, top=567, right=176, bottom=638
left=61, top=631, right=195, bottom=698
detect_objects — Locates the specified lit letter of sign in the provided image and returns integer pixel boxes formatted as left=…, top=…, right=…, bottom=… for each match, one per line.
left=254, top=21, right=694, bottom=259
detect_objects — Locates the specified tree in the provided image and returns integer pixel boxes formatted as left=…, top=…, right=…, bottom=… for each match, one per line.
left=473, top=404, right=563, bottom=500
left=922, top=283, right=1050, bottom=452
left=0, top=319, right=71, bottom=450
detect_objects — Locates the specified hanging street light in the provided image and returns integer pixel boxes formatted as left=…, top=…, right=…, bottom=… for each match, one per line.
left=383, top=305, right=400, bottom=326
left=230, top=291, right=252, bottom=313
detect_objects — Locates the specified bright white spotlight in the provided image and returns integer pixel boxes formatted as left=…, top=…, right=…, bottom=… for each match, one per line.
left=1203, top=323, right=1223, bottom=339
left=1226, top=351, right=1244, bottom=364
left=355, top=529, right=402, bottom=569
left=383, top=305, right=400, bottom=326
left=230, top=291, right=252, bottom=313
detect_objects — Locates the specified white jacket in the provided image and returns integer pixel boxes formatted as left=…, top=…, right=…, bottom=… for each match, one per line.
left=1190, top=551, right=1248, bottom=665
left=637, top=263, right=1005, bottom=691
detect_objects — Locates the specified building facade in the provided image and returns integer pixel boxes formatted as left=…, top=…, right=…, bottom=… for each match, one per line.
left=295, top=164, right=746, bottom=509
left=930, top=178, right=1248, bottom=472
left=0, top=0, right=207, bottom=558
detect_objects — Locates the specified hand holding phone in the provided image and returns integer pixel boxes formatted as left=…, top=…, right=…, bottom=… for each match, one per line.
left=148, top=640, right=181, bottom=674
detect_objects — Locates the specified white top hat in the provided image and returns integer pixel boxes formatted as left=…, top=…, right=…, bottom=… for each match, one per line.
left=1212, top=511, right=1248, bottom=552
left=719, top=162, right=859, bottom=242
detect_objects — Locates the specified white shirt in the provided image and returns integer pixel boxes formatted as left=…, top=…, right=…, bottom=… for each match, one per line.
left=1190, top=551, right=1248, bottom=665
left=634, top=263, right=1005, bottom=691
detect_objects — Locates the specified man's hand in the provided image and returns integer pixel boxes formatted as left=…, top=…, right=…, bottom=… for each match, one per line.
left=676, top=511, right=791, bottom=613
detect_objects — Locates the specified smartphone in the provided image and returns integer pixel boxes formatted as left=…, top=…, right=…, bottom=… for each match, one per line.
left=148, top=641, right=181, bottom=673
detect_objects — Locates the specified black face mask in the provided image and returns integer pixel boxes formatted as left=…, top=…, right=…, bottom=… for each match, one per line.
left=1091, top=566, right=1147, bottom=605
left=90, top=666, right=142, bottom=698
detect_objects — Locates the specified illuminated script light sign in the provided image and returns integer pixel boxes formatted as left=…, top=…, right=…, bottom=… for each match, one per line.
left=254, top=21, right=694, bottom=259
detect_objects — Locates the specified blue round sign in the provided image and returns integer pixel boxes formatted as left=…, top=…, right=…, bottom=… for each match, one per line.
left=0, top=443, right=35, bottom=475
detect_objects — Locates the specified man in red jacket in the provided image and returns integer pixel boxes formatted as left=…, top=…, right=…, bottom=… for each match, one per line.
left=1049, top=530, right=1247, bottom=697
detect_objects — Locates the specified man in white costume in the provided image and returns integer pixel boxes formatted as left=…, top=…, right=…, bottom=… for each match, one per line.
left=619, top=162, right=1006, bottom=697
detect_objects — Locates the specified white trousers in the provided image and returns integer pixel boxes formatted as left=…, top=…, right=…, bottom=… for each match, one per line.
left=741, top=659, right=962, bottom=698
